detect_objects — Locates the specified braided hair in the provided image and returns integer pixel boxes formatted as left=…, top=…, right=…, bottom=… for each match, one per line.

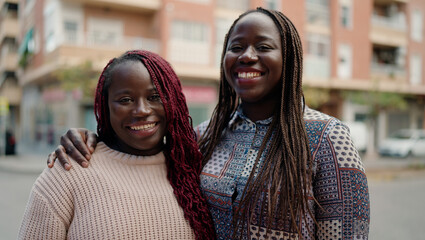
left=198, top=8, right=315, bottom=239
left=94, top=50, right=216, bottom=240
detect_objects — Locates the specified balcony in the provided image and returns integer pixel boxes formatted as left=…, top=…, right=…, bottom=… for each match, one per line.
left=371, top=14, right=407, bottom=46
left=0, top=51, right=18, bottom=72
left=0, top=80, right=21, bottom=105
left=18, top=33, right=160, bottom=85
left=216, top=0, right=250, bottom=11
left=304, top=55, right=331, bottom=81
left=306, top=1, right=330, bottom=27
left=73, top=0, right=161, bottom=12
left=371, top=0, right=408, bottom=46
left=374, top=0, right=408, bottom=4
left=370, top=61, right=406, bottom=82
left=0, top=0, right=18, bottom=8
left=64, top=32, right=161, bottom=53
left=0, top=17, right=18, bottom=40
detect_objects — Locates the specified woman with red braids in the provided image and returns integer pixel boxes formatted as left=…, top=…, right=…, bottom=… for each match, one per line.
left=19, top=50, right=215, bottom=240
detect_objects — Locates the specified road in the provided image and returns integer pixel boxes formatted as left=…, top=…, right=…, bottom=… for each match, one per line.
left=0, top=171, right=39, bottom=240
left=368, top=170, right=425, bottom=240
left=1, top=156, right=425, bottom=239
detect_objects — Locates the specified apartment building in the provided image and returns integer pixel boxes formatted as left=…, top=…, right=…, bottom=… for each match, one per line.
left=0, top=0, right=19, bottom=153
left=14, top=0, right=425, bottom=151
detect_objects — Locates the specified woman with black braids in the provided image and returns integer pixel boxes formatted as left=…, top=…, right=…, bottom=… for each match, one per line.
left=46, top=8, right=369, bottom=239
left=19, top=50, right=215, bottom=240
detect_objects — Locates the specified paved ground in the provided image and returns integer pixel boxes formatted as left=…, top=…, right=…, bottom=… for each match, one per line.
left=1, top=150, right=425, bottom=175
left=1, top=150, right=425, bottom=239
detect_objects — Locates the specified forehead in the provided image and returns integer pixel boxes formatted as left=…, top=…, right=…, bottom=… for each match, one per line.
left=109, top=60, right=154, bottom=89
left=229, top=12, right=280, bottom=40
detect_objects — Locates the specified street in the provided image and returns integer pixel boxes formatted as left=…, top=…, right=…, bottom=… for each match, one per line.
left=368, top=170, right=425, bottom=240
left=0, top=171, right=39, bottom=240
left=1, top=156, right=425, bottom=239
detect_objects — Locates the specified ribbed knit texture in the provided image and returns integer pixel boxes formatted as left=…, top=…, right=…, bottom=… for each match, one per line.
left=18, top=142, right=195, bottom=240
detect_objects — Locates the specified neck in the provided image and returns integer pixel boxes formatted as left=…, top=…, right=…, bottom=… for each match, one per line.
left=240, top=98, right=278, bottom=122
left=106, top=139, right=164, bottom=156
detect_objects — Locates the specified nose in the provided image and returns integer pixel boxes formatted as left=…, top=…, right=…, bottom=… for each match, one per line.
left=133, top=99, right=152, bottom=116
left=238, top=46, right=258, bottom=63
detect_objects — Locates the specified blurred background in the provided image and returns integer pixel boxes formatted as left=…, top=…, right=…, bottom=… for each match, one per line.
left=0, top=0, right=424, bottom=239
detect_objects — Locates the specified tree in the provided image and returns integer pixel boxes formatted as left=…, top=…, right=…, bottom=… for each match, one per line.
left=53, top=61, right=99, bottom=100
left=303, top=86, right=331, bottom=110
left=343, top=89, right=409, bottom=158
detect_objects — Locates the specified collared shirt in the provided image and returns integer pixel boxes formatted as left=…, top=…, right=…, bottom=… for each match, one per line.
left=196, top=107, right=369, bottom=240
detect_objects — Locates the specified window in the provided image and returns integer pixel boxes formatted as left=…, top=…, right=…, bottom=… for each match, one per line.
left=306, top=0, right=330, bottom=26
left=169, top=20, right=210, bottom=64
left=177, top=0, right=210, bottom=3
left=171, top=20, right=208, bottom=42
left=410, top=54, right=422, bottom=85
left=337, top=44, right=352, bottom=79
left=215, top=18, right=233, bottom=66
left=264, top=0, right=280, bottom=10
left=43, top=1, right=58, bottom=53
left=87, top=18, right=123, bottom=46
left=64, top=21, right=78, bottom=44
left=339, top=0, right=352, bottom=29
left=411, top=10, right=423, bottom=42
left=304, top=33, right=330, bottom=78
left=216, top=0, right=249, bottom=11
left=62, top=3, right=83, bottom=45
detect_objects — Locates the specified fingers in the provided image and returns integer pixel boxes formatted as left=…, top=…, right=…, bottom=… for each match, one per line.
left=64, top=128, right=91, bottom=162
left=85, top=130, right=98, bottom=155
left=47, top=152, right=56, bottom=168
left=61, top=130, right=89, bottom=168
left=55, top=145, right=72, bottom=171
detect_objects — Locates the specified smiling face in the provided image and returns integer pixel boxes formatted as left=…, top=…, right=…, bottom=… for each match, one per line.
left=107, top=60, right=166, bottom=156
left=223, top=12, right=283, bottom=105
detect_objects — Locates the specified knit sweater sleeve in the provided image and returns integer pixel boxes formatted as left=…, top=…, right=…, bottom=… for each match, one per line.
left=18, top=166, right=75, bottom=239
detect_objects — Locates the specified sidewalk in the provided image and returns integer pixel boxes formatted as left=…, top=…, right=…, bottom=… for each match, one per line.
left=1, top=150, right=424, bottom=175
left=0, top=153, right=47, bottom=174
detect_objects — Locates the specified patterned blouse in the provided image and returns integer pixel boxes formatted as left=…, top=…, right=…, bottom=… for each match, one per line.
left=196, top=106, right=369, bottom=240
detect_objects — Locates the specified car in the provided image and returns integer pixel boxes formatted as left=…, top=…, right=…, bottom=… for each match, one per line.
left=344, top=121, right=368, bottom=153
left=378, top=129, right=425, bottom=158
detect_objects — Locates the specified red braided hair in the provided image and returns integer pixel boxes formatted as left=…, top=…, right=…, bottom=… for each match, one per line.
left=94, top=50, right=216, bottom=239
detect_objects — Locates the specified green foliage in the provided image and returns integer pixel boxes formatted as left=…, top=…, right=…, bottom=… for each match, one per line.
left=342, top=89, right=408, bottom=117
left=303, top=86, right=330, bottom=109
left=18, top=51, right=32, bottom=68
left=53, top=61, right=99, bottom=99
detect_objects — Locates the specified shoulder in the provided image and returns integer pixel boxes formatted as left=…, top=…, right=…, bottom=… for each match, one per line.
left=304, top=108, right=365, bottom=173
left=303, top=107, right=344, bottom=152
left=195, top=120, right=211, bottom=139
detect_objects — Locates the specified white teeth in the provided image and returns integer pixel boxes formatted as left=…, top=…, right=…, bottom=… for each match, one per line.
left=130, top=123, right=156, bottom=131
left=238, top=72, right=261, bottom=79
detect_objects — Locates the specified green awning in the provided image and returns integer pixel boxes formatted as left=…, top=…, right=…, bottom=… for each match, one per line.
left=18, top=28, right=34, bottom=55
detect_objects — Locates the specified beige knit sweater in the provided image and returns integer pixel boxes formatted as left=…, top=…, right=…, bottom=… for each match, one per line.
left=18, top=142, right=195, bottom=240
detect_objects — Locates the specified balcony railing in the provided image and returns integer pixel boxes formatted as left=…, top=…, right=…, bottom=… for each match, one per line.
left=216, top=0, right=249, bottom=11
left=63, top=32, right=160, bottom=53
left=372, top=13, right=406, bottom=31
left=78, top=0, right=161, bottom=12
left=306, top=2, right=330, bottom=26
left=0, top=16, right=18, bottom=39
left=370, top=61, right=406, bottom=79
left=304, top=55, right=331, bottom=79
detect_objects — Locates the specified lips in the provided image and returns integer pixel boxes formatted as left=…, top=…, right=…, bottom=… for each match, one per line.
left=127, top=122, right=160, bottom=137
left=238, top=72, right=261, bottom=79
left=129, top=123, right=156, bottom=131
left=234, top=68, right=264, bottom=86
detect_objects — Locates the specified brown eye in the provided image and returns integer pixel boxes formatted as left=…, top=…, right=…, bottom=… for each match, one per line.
left=118, top=97, right=132, bottom=103
left=148, top=94, right=161, bottom=102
